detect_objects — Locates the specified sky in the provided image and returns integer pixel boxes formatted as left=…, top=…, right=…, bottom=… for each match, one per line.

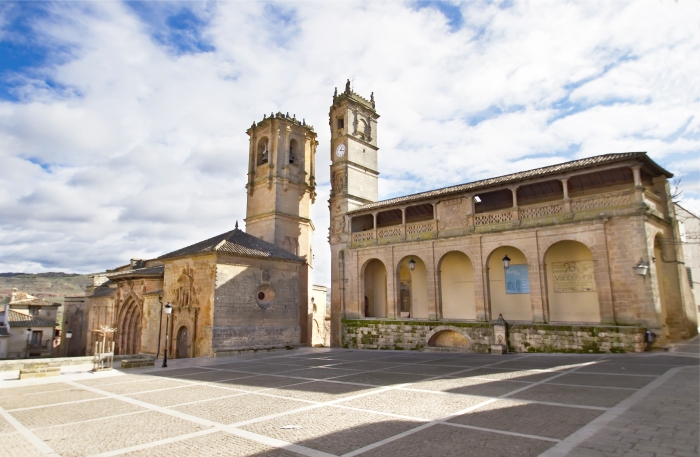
left=0, top=0, right=698, bottom=288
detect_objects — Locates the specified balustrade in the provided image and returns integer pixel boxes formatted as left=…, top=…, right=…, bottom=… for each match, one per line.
left=352, top=230, right=375, bottom=243
left=571, top=190, right=634, bottom=212
left=378, top=227, right=403, bottom=239
left=520, top=203, right=563, bottom=219
left=406, top=221, right=435, bottom=235
left=474, top=211, right=512, bottom=226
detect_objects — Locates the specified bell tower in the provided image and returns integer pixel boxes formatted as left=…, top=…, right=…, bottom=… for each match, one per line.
left=245, top=112, right=317, bottom=256
left=328, top=80, right=380, bottom=346
left=245, top=112, right=317, bottom=343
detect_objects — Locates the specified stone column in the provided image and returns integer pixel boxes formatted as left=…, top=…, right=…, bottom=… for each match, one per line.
left=428, top=242, right=438, bottom=320
left=561, top=178, right=572, bottom=214
left=594, top=220, right=616, bottom=324
left=632, top=165, right=644, bottom=203
left=372, top=213, right=378, bottom=245
left=510, top=187, right=520, bottom=222
left=473, top=262, right=488, bottom=321
left=468, top=195, right=476, bottom=230
left=401, top=207, right=407, bottom=241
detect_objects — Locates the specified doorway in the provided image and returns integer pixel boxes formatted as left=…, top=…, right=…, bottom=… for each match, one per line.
left=176, top=326, right=190, bottom=359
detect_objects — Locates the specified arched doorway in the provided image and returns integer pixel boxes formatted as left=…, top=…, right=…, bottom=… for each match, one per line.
left=488, top=246, right=531, bottom=321
left=363, top=259, right=387, bottom=318
left=117, top=299, right=141, bottom=355
left=545, top=240, right=600, bottom=323
left=397, top=256, right=429, bottom=319
left=439, top=251, right=476, bottom=319
left=176, top=326, right=190, bottom=359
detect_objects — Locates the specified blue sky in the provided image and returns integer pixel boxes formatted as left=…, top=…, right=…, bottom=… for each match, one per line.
left=0, top=0, right=698, bottom=286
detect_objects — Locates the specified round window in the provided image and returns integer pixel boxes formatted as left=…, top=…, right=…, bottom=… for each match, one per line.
left=256, top=285, right=275, bottom=309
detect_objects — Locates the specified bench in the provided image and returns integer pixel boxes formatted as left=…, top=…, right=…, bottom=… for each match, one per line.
left=19, top=363, right=61, bottom=379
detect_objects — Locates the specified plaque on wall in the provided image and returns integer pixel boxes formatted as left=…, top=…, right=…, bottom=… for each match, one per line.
left=505, top=264, right=530, bottom=294
left=552, top=261, right=596, bottom=292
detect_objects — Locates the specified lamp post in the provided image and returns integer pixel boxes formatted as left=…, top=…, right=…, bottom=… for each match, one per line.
left=64, top=329, right=73, bottom=357
left=25, top=327, right=32, bottom=358
left=502, top=254, right=511, bottom=270
left=162, top=303, right=172, bottom=368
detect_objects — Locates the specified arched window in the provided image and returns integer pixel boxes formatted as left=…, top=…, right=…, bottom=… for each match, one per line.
left=257, top=137, right=269, bottom=166
left=289, top=139, right=298, bottom=164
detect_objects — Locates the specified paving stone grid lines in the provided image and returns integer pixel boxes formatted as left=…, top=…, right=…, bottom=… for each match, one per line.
left=0, top=339, right=695, bottom=457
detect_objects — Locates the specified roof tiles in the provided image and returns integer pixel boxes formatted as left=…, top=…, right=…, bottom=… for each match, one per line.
left=349, top=152, right=671, bottom=214
left=159, top=228, right=304, bottom=263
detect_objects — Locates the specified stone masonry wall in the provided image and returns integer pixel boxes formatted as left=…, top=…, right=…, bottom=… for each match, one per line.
left=342, top=319, right=646, bottom=353
left=507, top=323, right=645, bottom=353
left=342, top=320, right=493, bottom=353
left=213, top=257, right=301, bottom=353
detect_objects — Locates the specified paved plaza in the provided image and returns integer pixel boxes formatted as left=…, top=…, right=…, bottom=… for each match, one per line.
left=0, top=339, right=697, bottom=457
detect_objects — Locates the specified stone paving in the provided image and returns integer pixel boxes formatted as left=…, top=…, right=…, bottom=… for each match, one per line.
left=0, top=339, right=697, bottom=457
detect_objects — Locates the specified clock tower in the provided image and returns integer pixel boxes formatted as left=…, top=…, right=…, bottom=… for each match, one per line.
left=328, top=80, right=380, bottom=346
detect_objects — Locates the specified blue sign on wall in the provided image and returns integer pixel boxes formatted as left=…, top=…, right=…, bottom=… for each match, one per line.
left=505, top=264, right=530, bottom=294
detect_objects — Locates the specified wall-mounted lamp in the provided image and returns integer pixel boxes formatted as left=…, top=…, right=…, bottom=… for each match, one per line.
left=408, top=258, right=416, bottom=271
left=66, top=329, right=73, bottom=339
left=474, top=196, right=482, bottom=203
left=502, top=254, right=511, bottom=270
left=633, top=259, right=649, bottom=276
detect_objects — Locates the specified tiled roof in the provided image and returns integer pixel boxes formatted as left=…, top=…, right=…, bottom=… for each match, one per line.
left=106, top=265, right=164, bottom=280
left=159, top=227, right=304, bottom=263
left=349, top=152, right=671, bottom=214
left=89, top=287, right=118, bottom=298
left=8, top=310, right=55, bottom=328
left=9, top=297, right=60, bottom=307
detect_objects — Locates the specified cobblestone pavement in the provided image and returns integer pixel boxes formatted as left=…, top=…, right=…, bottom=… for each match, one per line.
left=0, top=341, right=697, bottom=457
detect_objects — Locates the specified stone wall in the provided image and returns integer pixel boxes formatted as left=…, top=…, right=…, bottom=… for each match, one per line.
left=507, top=323, right=645, bottom=353
left=342, top=319, right=646, bottom=353
left=342, top=320, right=493, bottom=353
left=213, top=257, right=301, bottom=352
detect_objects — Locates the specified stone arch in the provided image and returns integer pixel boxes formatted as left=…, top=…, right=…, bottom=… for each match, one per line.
left=544, top=240, right=600, bottom=323
left=257, top=136, right=269, bottom=166
left=117, top=297, right=141, bottom=355
left=426, top=326, right=472, bottom=349
left=438, top=251, right=476, bottom=320
left=362, top=258, right=387, bottom=318
left=486, top=246, right=532, bottom=321
left=396, top=255, right=429, bottom=319
left=289, top=138, right=298, bottom=164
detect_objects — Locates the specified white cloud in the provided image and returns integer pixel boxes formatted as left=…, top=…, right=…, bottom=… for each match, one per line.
left=0, top=0, right=698, bottom=288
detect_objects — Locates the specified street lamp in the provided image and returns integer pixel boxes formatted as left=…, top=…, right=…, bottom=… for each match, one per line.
left=162, top=303, right=172, bottom=368
left=502, top=254, right=511, bottom=270
left=64, top=329, right=73, bottom=357
left=408, top=258, right=416, bottom=271
left=25, top=327, right=32, bottom=358
left=632, top=259, right=649, bottom=276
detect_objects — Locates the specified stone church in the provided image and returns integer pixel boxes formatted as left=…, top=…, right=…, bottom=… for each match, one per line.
left=65, top=113, right=326, bottom=357
left=328, top=82, right=697, bottom=352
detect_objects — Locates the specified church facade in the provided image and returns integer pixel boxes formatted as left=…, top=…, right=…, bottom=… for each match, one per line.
left=328, top=83, right=697, bottom=352
left=66, top=113, right=321, bottom=358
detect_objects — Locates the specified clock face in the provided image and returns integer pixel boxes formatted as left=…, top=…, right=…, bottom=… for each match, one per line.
left=335, top=144, right=346, bottom=158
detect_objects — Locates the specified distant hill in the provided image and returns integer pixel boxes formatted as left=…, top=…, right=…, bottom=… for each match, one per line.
left=0, top=272, right=92, bottom=306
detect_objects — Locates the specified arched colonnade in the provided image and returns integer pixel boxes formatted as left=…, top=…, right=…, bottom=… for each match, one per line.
left=357, top=237, right=612, bottom=324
